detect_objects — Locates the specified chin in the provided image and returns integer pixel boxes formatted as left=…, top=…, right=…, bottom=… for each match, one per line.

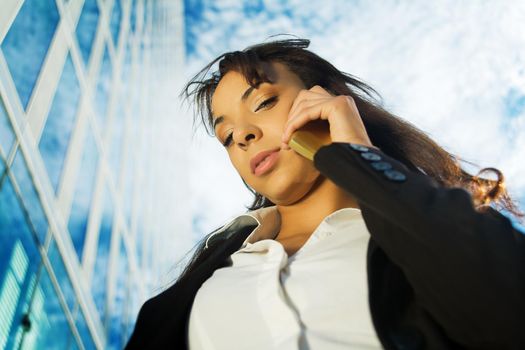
left=256, top=169, right=321, bottom=206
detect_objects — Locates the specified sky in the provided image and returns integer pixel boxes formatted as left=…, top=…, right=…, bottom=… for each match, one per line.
left=180, top=0, right=525, bottom=237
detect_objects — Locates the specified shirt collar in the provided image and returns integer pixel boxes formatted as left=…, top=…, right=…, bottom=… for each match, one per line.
left=242, top=206, right=363, bottom=246
left=204, top=206, right=278, bottom=249
left=242, top=206, right=281, bottom=245
left=205, top=205, right=363, bottom=249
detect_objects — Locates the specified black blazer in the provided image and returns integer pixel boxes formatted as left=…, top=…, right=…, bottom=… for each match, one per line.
left=126, top=143, right=525, bottom=349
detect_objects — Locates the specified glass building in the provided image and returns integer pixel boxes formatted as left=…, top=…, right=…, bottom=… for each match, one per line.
left=0, top=0, right=186, bottom=348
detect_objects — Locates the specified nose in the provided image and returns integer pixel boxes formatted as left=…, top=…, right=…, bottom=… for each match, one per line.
left=234, top=124, right=261, bottom=149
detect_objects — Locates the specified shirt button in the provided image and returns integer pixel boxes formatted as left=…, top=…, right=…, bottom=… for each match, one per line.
left=370, top=161, right=392, bottom=171
left=361, top=152, right=382, bottom=161
left=384, top=169, right=407, bottom=182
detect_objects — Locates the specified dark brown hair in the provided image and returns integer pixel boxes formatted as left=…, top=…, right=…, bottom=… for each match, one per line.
left=182, top=38, right=522, bottom=218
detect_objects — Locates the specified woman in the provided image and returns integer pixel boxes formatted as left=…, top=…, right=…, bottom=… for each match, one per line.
left=126, top=39, right=524, bottom=349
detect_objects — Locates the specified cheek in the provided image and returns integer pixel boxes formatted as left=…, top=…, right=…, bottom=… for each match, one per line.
left=266, top=169, right=320, bottom=204
left=246, top=152, right=321, bottom=203
left=230, top=158, right=249, bottom=180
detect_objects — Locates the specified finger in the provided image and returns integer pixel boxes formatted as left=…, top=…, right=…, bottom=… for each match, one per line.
left=282, top=103, right=330, bottom=143
left=290, top=85, right=334, bottom=115
left=309, top=85, right=333, bottom=96
left=288, top=97, right=328, bottom=121
left=288, top=89, right=318, bottom=118
left=288, top=85, right=332, bottom=118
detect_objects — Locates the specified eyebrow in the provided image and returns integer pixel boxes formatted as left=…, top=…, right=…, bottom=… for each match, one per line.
left=212, top=85, right=256, bottom=130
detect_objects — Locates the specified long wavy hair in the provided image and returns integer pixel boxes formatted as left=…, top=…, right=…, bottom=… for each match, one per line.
left=182, top=38, right=521, bottom=218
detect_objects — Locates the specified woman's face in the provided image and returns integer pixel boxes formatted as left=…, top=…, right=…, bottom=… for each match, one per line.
left=211, top=62, right=323, bottom=205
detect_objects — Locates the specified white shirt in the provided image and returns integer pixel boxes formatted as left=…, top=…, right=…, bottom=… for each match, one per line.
left=188, top=206, right=382, bottom=349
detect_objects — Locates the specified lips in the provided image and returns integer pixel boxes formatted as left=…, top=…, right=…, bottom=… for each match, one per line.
left=250, top=148, right=280, bottom=175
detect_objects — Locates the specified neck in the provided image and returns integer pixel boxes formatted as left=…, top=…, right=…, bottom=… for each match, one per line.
left=275, top=176, right=358, bottom=240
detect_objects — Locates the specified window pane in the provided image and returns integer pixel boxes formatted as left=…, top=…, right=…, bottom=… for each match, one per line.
left=39, top=54, right=81, bottom=193
left=12, top=151, right=49, bottom=243
left=143, top=1, right=148, bottom=32
left=124, top=280, right=140, bottom=342
left=0, top=177, right=41, bottom=349
left=47, top=240, right=76, bottom=311
left=120, top=42, right=132, bottom=98
left=0, top=145, right=6, bottom=174
left=184, top=0, right=199, bottom=58
left=135, top=207, right=144, bottom=268
left=129, top=0, right=137, bottom=33
left=123, top=139, right=134, bottom=228
left=94, top=45, right=112, bottom=125
left=75, top=307, right=96, bottom=350
left=109, top=103, right=124, bottom=180
left=107, top=237, right=128, bottom=350
left=110, top=0, right=122, bottom=46
left=1, top=0, right=60, bottom=108
left=76, top=0, right=100, bottom=65
left=19, top=266, right=78, bottom=349
left=68, top=127, right=99, bottom=260
left=91, top=183, right=113, bottom=325
left=0, top=97, right=15, bottom=157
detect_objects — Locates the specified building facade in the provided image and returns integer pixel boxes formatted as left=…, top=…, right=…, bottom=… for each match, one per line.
left=0, top=0, right=186, bottom=349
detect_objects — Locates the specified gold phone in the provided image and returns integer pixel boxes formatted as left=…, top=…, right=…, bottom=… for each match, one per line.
left=288, top=120, right=331, bottom=161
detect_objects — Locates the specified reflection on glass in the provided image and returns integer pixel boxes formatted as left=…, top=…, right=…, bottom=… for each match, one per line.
left=39, top=54, right=81, bottom=193
left=0, top=241, right=29, bottom=349
left=75, top=307, right=97, bottom=350
left=109, top=103, right=125, bottom=180
left=47, top=240, right=76, bottom=311
left=0, top=156, right=5, bottom=177
left=135, top=133, right=150, bottom=271
left=0, top=177, right=40, bottom=349
left=91, top=184, right=113, bottom=325
left=110, top=0, right=122, bottom=46
left=129, top=0, right=137, bottom=33
left=1, top=0, right=60, bottom=108
left=184, top=0, right=199, bottom=58
left=143, top=1, right=148, bottom=32
left=68, top=127, right=99, bottom=260
left=76, top=0, right=100, bottom=65
left=124, top=280, right=140, bottom=341
left=95, top=45, right=112, bottom=126
left=123, top=137, right=134, bottom=228
left=0, top=98, right=15, bottom=157
left=12, top=151, right=49, bottom=243
left=108, top=237, right=128, bottom=350
left=135, top=208, right=144, bottom=268
left=18, top=266, right=78, bottom=349
left=120, top=43, right=132, bottom=99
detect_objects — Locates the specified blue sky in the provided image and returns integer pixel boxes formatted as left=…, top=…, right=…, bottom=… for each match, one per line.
left=181, top=0, right=525, bottom=235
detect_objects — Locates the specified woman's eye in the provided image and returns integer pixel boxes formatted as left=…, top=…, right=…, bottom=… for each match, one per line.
left=220, top=96, right=278, bottom=148
left=255, top=96, right=278, bottom=112
left=222, top=133, right=233, bottom=147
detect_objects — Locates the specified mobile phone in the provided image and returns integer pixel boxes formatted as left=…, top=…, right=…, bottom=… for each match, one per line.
left=288, top=120, right=331, bottom=161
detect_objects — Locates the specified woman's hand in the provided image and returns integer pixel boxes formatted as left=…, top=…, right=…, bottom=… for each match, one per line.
left=281, top=85, right=375, bottom=150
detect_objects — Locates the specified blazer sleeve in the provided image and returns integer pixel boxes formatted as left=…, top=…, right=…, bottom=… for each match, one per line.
left=313, top=142, right=525, bottom=347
